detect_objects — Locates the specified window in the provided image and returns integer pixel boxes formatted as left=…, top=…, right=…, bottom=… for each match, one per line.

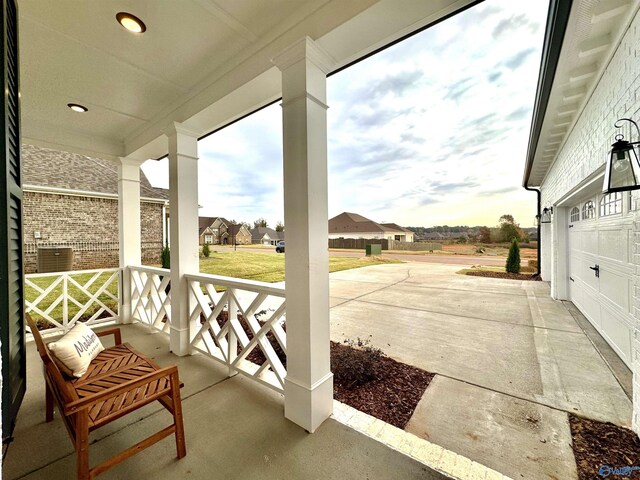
left=599, top=192, right=622, bottom=217
left=570, top=207, right=580, bottom=223
left=204, top=234, right=213, bottom=244
left=582, top=201, right=595, bottom=220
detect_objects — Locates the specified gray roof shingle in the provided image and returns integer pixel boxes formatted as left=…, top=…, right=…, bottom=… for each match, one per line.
left=22, top=144, right=168, bottom=200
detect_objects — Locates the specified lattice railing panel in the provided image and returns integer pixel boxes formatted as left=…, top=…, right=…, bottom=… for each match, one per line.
left=129, top=266, right=171, bottom=333
left=186, top=273, right=286, bottom=392
left=25, top=268, right=120, bottom=334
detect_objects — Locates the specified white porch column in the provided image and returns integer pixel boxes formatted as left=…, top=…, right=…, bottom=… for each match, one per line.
left=118, top=157, right=144, bottom=324
left=166, top=122, right=200, bottom=356
left=273, top=37, right=334, bottom=433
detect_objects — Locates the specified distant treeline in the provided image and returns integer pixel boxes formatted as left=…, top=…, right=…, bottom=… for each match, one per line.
left=405, top=226, right=479, bottom=234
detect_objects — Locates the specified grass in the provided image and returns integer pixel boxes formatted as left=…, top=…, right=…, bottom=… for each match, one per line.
left=200, top=250, right=401, bottom=283
left=25, top=270, right=119, bottom=329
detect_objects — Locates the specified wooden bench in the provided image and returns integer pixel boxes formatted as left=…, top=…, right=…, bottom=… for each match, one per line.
left=26, top=314, right=186, bottom=479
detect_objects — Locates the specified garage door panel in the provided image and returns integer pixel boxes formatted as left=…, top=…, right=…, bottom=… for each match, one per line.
left=598, top=228, right=629, bottom=263
left=599, top=268, right=631, bottom=313
left=599, top=306, right=632, bottom=364
left=573, top=281, right=601, bottom=328
left=581, top=230, right=598, bottom=254
left=578, top=263, right=599, bottom=290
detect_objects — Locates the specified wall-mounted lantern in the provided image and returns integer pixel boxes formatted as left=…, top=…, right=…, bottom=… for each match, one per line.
left=603, top=118, right=640, bottom=193
left=540, top=207, right=553, bottom=224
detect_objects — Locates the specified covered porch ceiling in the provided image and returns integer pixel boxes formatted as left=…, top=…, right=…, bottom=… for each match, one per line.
left=19, top=0, right=478, bottom=163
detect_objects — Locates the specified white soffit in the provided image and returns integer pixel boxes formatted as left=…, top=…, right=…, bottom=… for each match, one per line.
left=18, top=0, right=477, bottom=161
left=528, top=0, right=640, bottom=187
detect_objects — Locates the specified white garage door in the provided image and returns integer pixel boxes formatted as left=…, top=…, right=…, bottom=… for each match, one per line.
left=568, top=191, right=634, bottom=367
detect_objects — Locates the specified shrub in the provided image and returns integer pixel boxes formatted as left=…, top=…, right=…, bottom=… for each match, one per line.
left=506, top=239, right=521, bottom=274
left=161, top=244, right=170, bottom=269
left=475, top=246, right=485, bottom=254
left=203, top=242, right=211, bottom=258
left=331, top=337, right=383, bottom=388
left=528, top=259, right=538, bottom=269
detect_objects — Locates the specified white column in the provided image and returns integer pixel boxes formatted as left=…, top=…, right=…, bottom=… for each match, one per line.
left=118, top=157, right=144, bottom=324
left=273, top=37, right=334, bottom=433
left=166, top=122, right=200, bottom=356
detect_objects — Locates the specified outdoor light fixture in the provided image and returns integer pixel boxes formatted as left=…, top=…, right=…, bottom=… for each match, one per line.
left=540, top=207, right=553, bottom=224
left=603, top=118, right=640, bottom=193
left=67, top=103, right=88, bottom=113
left=116, top=12, right=146, bottom=33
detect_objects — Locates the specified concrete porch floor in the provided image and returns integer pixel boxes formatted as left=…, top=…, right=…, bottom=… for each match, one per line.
left=3, top=323, right=454, bottom=480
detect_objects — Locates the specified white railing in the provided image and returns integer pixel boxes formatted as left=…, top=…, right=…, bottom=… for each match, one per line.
left=129, top=266, right=171, bottom=333
left=186, top=273, right=287, bottom=393
left=25, top=268, right=120, bottom=334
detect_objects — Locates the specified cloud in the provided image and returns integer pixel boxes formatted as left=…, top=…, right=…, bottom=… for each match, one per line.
left=492, top=14, right=530, bottom=39
left=429, top=180, right=480, bottom=193
left=444, top=78, right=475, bottom=102
left=488, top=71, right=502, bottom=83
left=503, top=48, right=536, bottom=70
left=506, top=106, right=531, bottom=121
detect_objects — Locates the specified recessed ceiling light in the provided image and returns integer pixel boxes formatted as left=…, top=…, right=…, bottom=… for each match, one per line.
left=67, top=103, right=88, bottom=113
left=116, top=12, right=146, bottom=33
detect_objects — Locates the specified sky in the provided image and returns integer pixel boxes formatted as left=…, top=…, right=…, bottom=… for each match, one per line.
left=141, top=0, right=549, bottom=229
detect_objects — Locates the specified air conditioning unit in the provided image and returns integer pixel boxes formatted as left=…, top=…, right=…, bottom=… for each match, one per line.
left=37, top=247, right=73, bottom=273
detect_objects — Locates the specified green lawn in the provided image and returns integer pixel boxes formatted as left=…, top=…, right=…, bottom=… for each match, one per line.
left=199, top=250, right=401, bottom=283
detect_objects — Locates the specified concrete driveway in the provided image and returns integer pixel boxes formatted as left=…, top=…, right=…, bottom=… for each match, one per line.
left=329, top=262, right=632, bottom=480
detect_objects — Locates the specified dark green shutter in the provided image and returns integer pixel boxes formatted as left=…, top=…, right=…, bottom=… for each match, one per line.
left=1, top=0, right=25, bottom=442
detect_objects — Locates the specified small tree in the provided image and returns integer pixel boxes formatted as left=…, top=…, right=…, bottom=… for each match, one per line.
left=202, top=242, right=210, bottom=258
left=275, top=221, right=284, bottom=232
left=161, top=242, right=170, bottom=269
left=506, top=239, right=521, bottom=274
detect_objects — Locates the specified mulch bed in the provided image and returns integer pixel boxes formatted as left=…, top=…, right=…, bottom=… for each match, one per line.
left=331, top=341, right=433, bottom=429
left=465, top=271, right=541, bottom=281
left=570, top=414, right=640, bottom=479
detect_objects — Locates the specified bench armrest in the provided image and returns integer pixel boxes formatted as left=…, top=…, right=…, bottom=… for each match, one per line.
left=96, top=328, right=122, bottom=345
left=64, top=365, right=178, bottom=416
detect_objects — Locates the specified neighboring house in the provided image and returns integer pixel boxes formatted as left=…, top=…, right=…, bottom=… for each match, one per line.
left=251, top=227, right=284, bottom=246
left=22, top=144, right=168, bottom=273
left=523, top=0, right=639, bottom=431
left=328, top=212, right=414, bottom=241
left=228, top=224, right=252, bottom=245
left=199, top=217, right=251, bottom=245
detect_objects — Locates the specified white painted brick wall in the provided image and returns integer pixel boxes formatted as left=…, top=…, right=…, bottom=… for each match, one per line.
left=539, top=12, right=640, bottom=434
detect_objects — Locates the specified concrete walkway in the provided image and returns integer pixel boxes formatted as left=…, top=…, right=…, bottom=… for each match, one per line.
left=329, top=262, right=633, bottom=480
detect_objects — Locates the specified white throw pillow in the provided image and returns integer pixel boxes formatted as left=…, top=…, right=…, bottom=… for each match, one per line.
left=48, top=322, right=105, bottom=378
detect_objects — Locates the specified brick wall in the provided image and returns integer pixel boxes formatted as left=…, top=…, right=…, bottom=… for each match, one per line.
left=540, top=12, right=640, bottom=434
left=23, top=191, right=164, bottom=273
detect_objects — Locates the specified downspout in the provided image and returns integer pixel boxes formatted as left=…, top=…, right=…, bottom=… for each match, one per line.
left=524, top=185, right=541, bottom=277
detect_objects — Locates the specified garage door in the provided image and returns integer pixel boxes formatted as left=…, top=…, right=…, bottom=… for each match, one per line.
left=568, top=191, right=634, bottom=367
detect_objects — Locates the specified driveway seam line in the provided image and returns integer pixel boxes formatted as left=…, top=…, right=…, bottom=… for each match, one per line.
left=332, top=297, right=586, bottom=335
left=430, top=373, right=586, bottom=419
